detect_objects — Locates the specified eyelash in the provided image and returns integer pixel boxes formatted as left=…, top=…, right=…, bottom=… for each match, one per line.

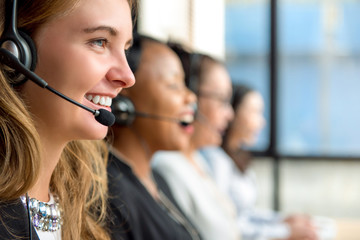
left=89, top=38, right=108, bottom=48
left=167, top=82, right=186, bottom=91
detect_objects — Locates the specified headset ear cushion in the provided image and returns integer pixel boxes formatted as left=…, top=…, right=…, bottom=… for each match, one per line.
left=18, top=30, right=37, bottom=72
left=111, top=95, right=136, bottom=126
left=4, top=30, right=38, bottom=86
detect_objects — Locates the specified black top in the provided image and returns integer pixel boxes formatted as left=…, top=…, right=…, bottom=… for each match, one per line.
left=0, top=198, right=39, bottom=240
left=107, top=153, right=201, bottom=240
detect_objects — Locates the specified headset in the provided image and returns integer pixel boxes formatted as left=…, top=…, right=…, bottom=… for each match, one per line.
left=0, top=0, right=115, bottom=126
left=111, top=94, right=137, bottom=126
left=111, top=94, right=192, bottom=127
left=0, top=0, right=37, bottom=85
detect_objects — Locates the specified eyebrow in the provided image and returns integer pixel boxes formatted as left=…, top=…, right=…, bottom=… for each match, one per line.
left=83, top=26, right=118, bottom=36
left=83, top=26, right=133, bottom=47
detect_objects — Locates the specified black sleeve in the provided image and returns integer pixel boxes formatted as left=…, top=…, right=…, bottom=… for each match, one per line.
left=0, top=198, right=39, bottom=240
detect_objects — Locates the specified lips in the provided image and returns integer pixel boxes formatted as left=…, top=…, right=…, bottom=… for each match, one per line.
left=85, top=94, right=112, bottom=107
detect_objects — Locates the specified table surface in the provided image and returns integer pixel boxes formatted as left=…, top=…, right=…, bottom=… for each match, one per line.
left=334, top=219, right=360, bottom=240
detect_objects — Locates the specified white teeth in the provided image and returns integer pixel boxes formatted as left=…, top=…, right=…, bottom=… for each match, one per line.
left=93, top=95, right=100, bottom=104
left=106, top=97, right=112, bottom=106
left=181, top=115, right=194, bottom=124
left=100, top=96, right=106, bottom=105
left=85, top=94, right=112, bottom=107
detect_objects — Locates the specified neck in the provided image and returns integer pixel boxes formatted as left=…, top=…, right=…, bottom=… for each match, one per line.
left=111, top=129, right=160, bottom=199
left=225, top=131, right=242, bottom=152
left=28, top=140, right=65, bottom=202
left=111, top=128, right=155, bottom=190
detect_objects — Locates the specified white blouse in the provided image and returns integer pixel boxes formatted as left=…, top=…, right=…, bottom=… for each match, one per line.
left=152, top=150, right=241, bottom=240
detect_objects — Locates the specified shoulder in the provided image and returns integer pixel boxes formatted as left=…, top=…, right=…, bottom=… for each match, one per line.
left=152, top=151, right=189, bottom=171
left=200, top=146, right=233, bottom=164
left=0, top=198, right=39, bottom=240
left=199, top=147, right=235, bottom=171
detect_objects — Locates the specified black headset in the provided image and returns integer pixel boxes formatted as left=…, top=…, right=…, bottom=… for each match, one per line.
left=111, top=94, right=137, bottom=126
left=0, top=0, right=37, bottom=85
left=111, top=94, right=193, bottom=127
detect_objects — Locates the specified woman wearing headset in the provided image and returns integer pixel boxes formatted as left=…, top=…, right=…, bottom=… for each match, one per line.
left=0, top=0, right=137, bottom=239
left=107, top=35, right=201, bottom=240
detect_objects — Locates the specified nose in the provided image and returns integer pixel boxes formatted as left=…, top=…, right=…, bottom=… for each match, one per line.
left=185, top=87, right=197, bottom=106
left=105, top=54, right=135, bottom=89
left=226, top=104, right=235, bottom=122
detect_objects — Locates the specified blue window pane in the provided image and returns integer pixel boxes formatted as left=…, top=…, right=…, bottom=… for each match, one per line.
left=278, top=1, right=360, bottom=156
left=226, top=0, right=360, bottom=156
left=225, top=0, right=270, bottom=151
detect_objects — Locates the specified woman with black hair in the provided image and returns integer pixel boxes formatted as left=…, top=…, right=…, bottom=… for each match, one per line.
left=106, top=35, right=201, bottom=240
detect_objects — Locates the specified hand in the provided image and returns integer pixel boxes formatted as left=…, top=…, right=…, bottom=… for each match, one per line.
left=284, top=214, right=318, bottom=240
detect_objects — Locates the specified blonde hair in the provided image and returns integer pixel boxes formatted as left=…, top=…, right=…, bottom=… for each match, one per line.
left=0, top=0, right=138, bottom=239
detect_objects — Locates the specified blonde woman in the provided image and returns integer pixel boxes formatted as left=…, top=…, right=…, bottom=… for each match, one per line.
left=0, top=0, right=137, bottom=239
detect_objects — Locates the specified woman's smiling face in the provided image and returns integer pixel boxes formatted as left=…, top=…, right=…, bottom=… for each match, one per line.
left=125, top=40, right=197, bottom=153
left=22, top=0, right=135, bottom=142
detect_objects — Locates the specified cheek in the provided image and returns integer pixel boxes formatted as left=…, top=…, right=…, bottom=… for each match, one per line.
left=155, top=93, right=182, bottom=114
left=247, top=114, right=263, bottom=132
left=36, top=45, right=104, bottom=95
left=153, top=122, right=181, bottom=149
left=211, top=109, right=225, bottom=128
left=201, top=104, right=218, bottom=125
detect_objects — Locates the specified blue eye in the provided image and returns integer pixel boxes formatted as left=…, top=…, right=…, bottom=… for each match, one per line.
left=90, top=39, right=108, bottom=48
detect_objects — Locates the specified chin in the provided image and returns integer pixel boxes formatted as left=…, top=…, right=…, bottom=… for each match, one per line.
left=92, top=126, right=109, bottom=140
left=75, top=122, right=109, bottom=141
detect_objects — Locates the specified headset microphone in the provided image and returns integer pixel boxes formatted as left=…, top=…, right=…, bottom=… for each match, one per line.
left=0, top=48, right=115, bottom=126
left=111, top=95, right=193, bottom=127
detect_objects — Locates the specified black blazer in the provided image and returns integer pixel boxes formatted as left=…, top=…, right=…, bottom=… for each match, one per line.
left=107, top=153, right=202, bottom=240
left=0, top=198, right=39, bottom=240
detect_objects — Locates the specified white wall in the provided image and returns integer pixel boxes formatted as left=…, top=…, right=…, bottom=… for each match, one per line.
left=138, top=0, right=191, bottom=44
left=137, top=0, right=225, bottom=60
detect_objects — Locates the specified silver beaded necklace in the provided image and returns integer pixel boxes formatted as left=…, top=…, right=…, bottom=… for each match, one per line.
left=21, top=193, right=63, bottom=232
